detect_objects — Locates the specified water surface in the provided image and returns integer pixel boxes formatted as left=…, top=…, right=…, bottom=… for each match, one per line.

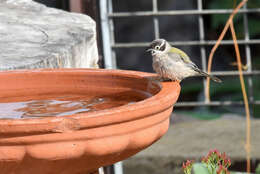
left=0, top=91, right=147, bottom=119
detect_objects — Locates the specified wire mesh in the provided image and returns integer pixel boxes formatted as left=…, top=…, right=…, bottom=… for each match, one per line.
left=100, top=0, right=260, bottom=114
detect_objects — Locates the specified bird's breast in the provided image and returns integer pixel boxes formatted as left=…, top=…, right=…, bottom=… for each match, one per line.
left=152, top=56, right=196, bottom=81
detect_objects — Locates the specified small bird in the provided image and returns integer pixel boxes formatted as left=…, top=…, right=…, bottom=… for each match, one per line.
left=147, top=39, right=222, bottom=83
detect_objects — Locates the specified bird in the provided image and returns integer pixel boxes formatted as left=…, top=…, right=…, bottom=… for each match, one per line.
left=147, top=39, right=222, bottom=83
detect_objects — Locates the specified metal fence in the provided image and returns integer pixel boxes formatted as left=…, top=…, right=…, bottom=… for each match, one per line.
left=100, top=0, right=260, bottom=111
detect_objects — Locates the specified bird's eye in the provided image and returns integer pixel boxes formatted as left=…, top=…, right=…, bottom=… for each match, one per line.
left=155, top=46, right=160, bottom=50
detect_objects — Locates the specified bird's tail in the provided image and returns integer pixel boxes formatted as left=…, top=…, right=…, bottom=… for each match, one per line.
left=195, top=69, right=222, bottom=83
left=208, top=74, right=222, bottom=83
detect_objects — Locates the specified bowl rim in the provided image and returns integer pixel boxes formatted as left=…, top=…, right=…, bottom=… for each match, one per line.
left=0, top=68, right=180, bottom=134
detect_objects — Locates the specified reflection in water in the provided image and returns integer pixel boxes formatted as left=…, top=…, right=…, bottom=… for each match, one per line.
left=0, top=97, right=105, bottom=119
left=0, top=92, right=146, bottom=119
left=17, top=98, right=105, bottom=118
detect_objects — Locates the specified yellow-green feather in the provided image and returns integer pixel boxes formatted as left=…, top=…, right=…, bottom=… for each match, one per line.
left=169, top=47, right=192, bottom=63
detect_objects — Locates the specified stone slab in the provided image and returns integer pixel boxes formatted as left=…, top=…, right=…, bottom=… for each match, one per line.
left=0, top=0, right=99, bottom=70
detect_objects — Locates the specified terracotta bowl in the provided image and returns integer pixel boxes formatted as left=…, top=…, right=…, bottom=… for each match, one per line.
left=0, top=69, right=180, bottom=174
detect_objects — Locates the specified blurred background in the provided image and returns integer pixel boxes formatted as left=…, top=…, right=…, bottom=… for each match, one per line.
left=35, top=0, right=260, bottom=119
left=34, top=0, right=260, bottom=173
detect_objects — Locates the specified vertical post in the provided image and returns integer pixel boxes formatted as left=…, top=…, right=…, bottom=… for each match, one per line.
left=100, top=1, right=123, bottom=173
left=243, top=4, right=254, bottom=116
left=197, top=0, right=208, bottom=103
left=153, top=0, right=160, bottom=39
left=69, top=0, right=83, bottom=13
left=114, top=161, right=123, bottom=174
left=108, top=0, right=117, bottom=69
left=100, top=0, right=117, bottom=69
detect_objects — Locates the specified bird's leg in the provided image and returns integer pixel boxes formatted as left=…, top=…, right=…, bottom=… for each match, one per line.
left=167, top=78, right=181, bottom=83
left=146, top=76, right=180, bottom=83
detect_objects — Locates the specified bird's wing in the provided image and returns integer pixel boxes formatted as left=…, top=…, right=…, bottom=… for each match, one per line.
left=168, top=47, right=200, bottom=71
left=169, top=47, right=199, bottom=69
left=168, top=47, right=222, bottom=83
left=169, top=47, right=192, bottom=64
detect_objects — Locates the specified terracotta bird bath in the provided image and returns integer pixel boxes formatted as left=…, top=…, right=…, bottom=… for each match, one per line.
left=0, top=68, right=180, bottom=174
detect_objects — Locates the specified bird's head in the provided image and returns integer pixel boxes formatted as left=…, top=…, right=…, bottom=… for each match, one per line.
left=147, top=39, right=171, bottom=56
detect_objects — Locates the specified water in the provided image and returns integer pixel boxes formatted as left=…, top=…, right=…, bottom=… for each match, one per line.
left=0, top=92, right=147, bottom=119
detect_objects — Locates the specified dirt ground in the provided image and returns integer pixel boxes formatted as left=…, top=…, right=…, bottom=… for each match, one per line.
left=123, top=114, right=260, bottom=174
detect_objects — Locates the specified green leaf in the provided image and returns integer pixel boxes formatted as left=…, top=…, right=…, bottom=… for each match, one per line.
left=256, top=163, right=260, bottom=174
left=193, top=163, right=211, bottom=174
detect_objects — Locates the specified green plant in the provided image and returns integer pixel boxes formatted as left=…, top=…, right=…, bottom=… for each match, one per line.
left=256, top=163, right=260, bottom=174
left=183, top=149, right=231, bottom=174
left=183, top=160, right=194, bottom=174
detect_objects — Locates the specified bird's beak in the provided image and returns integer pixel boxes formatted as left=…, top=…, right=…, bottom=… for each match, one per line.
left=146, top=48, right=156, bottom=56
left=146, top=48, right=154, bottom=52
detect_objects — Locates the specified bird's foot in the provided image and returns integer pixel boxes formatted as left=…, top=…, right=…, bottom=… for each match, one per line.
left=146, top=76, right=180, bottom=83
left=160, top=78, right=172, bottom=82
left=160, top=78, right=180, bottom=83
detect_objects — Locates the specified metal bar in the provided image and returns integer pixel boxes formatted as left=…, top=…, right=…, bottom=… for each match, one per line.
left=108, top=0, right=117, bottom=69
left=152, top=0, right=160, bottom=39
left=208, top=70, right=260, bottom=76
left=98, top=167, right=105, bottom=174
left=114, top=162, right=123, bottom=174
left=243, top=5, right=254, bottom=105
left=100, top=0, right=114, bottom=69
left=108, top=9, right=260, bottom=17
left=102, top=1, right=123, bottom=174
left=111, top=39, right=260, bottom=48
left=175, top=101, right=260, bottom=107
left=197, top=0, right=208, bottom=103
